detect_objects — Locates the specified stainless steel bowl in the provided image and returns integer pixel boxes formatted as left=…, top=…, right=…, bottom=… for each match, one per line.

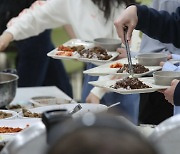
left=137, top=53, right=167, bottom=66
left=0, top=72, right=19, bottom=107
left=93, top=38, right=121, bottom=51
left=153, top=71, right=180, bottom=86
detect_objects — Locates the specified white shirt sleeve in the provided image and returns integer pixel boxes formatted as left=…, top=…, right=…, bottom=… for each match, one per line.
left=90, top=75, right=112, bottom=99
left=172, top=54, right=180, bottom=60
left=162, top=61, right=180, bottom=72
left=5, top=0, right=71, bottom=40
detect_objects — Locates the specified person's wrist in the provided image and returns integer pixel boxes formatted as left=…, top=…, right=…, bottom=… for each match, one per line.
left=2, top=32, right=14, bottom=42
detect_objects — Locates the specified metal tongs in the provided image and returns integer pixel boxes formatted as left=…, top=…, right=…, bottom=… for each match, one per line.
left=124, top=27, right=134, bottom=77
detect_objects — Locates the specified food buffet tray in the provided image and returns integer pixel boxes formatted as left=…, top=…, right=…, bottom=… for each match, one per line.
left=47, top=39, right=119, bottom=65
left=83, top=58, right=162, bottom=77
left=89, top=77, right=169, bottom=94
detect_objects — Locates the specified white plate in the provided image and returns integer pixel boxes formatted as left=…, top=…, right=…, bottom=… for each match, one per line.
left=47, top=48, right=79, bottom=60
left=83, top=58, right=162, bottom=77
left=19, top=104, right=107, bottom=118
left=0, top=118, right=42, bottom=143
left=30, top=97, right=71, bottom=107
left=47, top=39, right=119, bottom=65
left=47, top=39, right=94, bottom=60
left=89, top=77, right=169, bottom=94
left=0, top=110, right=18, bottom=120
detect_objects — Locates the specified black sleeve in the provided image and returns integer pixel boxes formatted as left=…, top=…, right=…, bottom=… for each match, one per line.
left=135, top=5, right=180, bottom=48
left=174, top=82, right=180, bottom=106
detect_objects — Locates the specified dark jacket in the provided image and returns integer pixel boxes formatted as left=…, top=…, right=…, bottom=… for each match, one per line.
left=135, top=5, right=180, bottom=106
left=136, top=5, right=180, bottom=49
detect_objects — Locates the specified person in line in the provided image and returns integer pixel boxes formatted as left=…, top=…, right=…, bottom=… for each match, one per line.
left=47, top=113, right=158, bottom=154
left=0, top=0, right=72, bottom=97
left=138, top=0, right=180, bottom=125
left=87, top=0, right=180, bottom=125
left=114, top=4, right=180, bottom=109
left=0, top=0, right=139, bottom=124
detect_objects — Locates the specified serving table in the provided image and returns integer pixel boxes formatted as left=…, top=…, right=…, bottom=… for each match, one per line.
left=11, top=86, right=73, bottom=105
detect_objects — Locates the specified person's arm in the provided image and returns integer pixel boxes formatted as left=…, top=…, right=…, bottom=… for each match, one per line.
left=114, top=5, right=180, bottom=48
left=64, top=25, right=76, bottom=39
left=136, top=5, right=180, bottom=48
left=174, top=81, right=180, bottom=106
left=162, top=61, right=180, bottom=72
left=5, top=0, right=71, bottom=41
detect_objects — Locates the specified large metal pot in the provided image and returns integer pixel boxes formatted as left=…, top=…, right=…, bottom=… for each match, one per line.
left=0, top=72, right=19, bottom=107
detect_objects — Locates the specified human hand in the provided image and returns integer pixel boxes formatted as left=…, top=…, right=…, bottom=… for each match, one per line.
left=162, top=79, right=179, bottom=105
left=86, top=92, right=100, bottom=104
left=160, top=54, right=173, bottom=66
left=167, top=54, right=172, bottom=60
left=114, top=5, right=138, bottom=44
left=0, top=32, right=13, bottom=51
left=116, top=48, right=127, bottom=60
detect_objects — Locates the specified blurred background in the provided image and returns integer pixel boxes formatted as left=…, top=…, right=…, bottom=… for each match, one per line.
left=0, top=0, right=152, bottom=101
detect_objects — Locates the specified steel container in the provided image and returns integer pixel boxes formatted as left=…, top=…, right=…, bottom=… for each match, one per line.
left=137, top=53, right=167, bottom=66
left=153, top=71, right=180, bottom=86
left=0, top=72, right=19, bottom=107
left=94, top=38, right=121, bottom=51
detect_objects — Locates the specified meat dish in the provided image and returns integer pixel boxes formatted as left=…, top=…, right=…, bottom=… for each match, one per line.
left=117, top=64, right=149, bottom=74
left=77, top=46, right=112, bottom=60
left=111, top=77, right=151, bottom=90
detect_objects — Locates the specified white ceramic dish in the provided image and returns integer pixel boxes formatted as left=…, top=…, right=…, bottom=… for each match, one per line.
left=83, top=58, right=162, bottom=77
left=47, top=39, right=119, bottom=65
left=48, top=49, right=119, bottom=65
left=0, top=119, right=42, bottom=143
left=47, top=39, right=93, bottom=60
left=0, top=110, right=18, bottom=120
left=19, top=104, right=107, bottom=118
left=30, top=97, right=71, bottom=107
left=47, top=48, right=79, bottom=60
left=89, top=77, right=169, bottom=94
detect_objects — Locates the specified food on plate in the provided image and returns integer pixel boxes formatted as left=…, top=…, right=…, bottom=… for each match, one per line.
left=22, top=108, right=42, bottom=118
left=117, top=64, right=149, bottom=74
left=110, top=62, right=123, bottom=68
left=6, top=104, right=22, bottom=110
left=58, top=45, right=85, bottom=52
left=56, top=51, right=73, bottom=56
left=111, top=77, right=151, bottom=90
left=77, top=46, right=112, bottom=60
left=0, top=111, right=12, bottom=119
left=56, top=45, right=85, bottom=56
left=0, top=127, right=23, bottom=133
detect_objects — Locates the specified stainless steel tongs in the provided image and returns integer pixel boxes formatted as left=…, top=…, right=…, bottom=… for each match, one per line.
left=124, top=27, right=134, bottom=77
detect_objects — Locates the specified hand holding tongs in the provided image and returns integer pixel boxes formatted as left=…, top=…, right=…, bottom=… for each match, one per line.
left=123, top=27, right=134, bottom=77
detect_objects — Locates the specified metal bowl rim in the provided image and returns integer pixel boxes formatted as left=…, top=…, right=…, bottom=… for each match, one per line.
left=153, top=71, right=180, bottom=77
left=94, top=38, right=121, bottom=45
left=0, top=72, right=19, bottom=84
left=137, top=53, right=168, bottom=58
